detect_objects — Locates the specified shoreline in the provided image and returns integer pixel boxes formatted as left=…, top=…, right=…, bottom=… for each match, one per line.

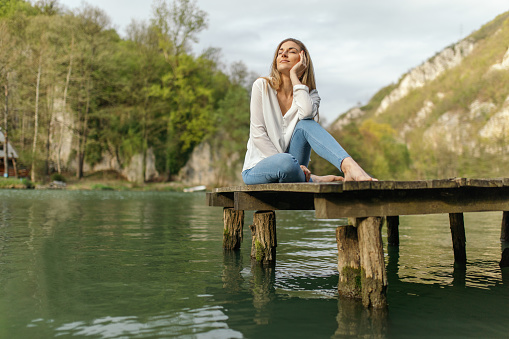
left=0, top=175, right=197, bottom=192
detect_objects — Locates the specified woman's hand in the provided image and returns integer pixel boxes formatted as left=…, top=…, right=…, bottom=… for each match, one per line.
left=300, top=165, right=311, bottom=182
left=291, top=50, right=307, bottom=78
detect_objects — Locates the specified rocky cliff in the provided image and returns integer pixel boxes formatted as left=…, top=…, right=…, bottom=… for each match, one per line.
left=331, top=11, right=509, bottom=179
left=177, top=141, right=243, bottom=187
left=49, top=100, right=159, bottom=183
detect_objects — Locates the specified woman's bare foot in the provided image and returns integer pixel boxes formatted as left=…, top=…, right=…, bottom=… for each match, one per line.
left=341, top=157, right=377, bottom=181
left=310, top=174, right=344, bottom=182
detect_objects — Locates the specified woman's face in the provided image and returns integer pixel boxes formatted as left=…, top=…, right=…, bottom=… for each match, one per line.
left=276, top=40, right=302, bottom=73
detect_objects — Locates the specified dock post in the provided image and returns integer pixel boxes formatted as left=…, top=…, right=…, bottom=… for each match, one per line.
left=386, top=216, right=400, bottom=246
left=501, top=211, right=509, bottom=242
left=223, top=207, right=244, bottom=250
left=250, top=211, right=277, bottom=264
left=336, top=225, right=361, bottom=299
left=449, top=213, right=467, bottom=264
left=356, top=217, right=387, bottom=308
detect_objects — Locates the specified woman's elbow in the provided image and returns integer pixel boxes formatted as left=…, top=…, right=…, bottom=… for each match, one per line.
left=298, top=108, right=314, bottom=120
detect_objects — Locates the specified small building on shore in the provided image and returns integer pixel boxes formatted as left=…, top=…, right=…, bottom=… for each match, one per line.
left=0, top=130, right=27, bottom=178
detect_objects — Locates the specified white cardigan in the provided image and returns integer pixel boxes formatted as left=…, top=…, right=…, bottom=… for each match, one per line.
left=242, top=78, right=321, bottom=171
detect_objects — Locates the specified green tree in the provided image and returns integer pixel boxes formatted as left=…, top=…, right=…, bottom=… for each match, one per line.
left=150, top=0, right=214, bottom=178
left=71, top=4, right=113, bottom=178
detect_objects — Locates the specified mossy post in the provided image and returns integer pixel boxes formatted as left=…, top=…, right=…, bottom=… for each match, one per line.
left=336, top=225, right=361, bottom=299
left=249, top=211, right=277, bottom=264
left=356, top=217, right=387, bottom=308
left=449, top=213, right=467, bottom=264
left=223, top=207, right=244, bottom=250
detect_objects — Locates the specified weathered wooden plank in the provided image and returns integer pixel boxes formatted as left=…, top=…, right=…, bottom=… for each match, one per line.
left=343, top=181, right=373, bottom=191
left=453, top=178, right=467, bottom=186
left=315, top=187, right=509, bottom=218
left=207, top=192, right=234, bottom=207
left=212, top=178, right=509, bottom=194
left=374, top=181, right=395, bottom=190
left=393, top=181, right=428, bottom=189
left=234, top=191, right=315, bottom=211
left=430, top=179, right=461, bottom=188
left=214, top=182, right=344, bottom=194
left=465, top=178, right=504, bottom=187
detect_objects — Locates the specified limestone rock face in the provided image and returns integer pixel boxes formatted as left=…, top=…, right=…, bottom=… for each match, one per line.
left=423, top=111, right=467, bottom=153
left=49, top=96, right=74, bottom=172
left=479, top=96, right=509, bottom=153
left=331, top=107, right=366, bottom=131
left=78, top=148, right=159, bottom=183
left=121, top=148, right=159, bottom=183
left=400, top=100, right=434, bottom=138
left=178, top=142, right=215, bottom=186
left=376, top=39, right=475, bottom=116
left=490, top=47, right=509, bottom=71
left=178, top=141, right=243, bottom=187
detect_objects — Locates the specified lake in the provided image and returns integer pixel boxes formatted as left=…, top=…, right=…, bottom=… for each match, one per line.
left=0, top=190, right=508, bottom=338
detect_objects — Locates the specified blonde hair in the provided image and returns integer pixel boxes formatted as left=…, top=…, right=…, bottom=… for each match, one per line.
left=264, top=38, right=317, bottom=91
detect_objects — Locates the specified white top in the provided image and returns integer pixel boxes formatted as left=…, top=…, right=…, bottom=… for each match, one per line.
left=242, top=78, right=321, bottom=171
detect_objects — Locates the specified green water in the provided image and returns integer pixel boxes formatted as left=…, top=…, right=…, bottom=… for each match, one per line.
left=0, top=190, right=507, bottom=338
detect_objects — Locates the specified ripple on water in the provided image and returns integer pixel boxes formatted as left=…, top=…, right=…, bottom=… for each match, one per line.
left=50, top=306, right=244, bottom=338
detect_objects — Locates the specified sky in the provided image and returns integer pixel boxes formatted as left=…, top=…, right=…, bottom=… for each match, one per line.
left=62, top=0, right=508, bottom=123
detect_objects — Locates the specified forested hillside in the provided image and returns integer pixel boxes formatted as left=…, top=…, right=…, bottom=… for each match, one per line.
left=4, top=1, right=508, bottom=186
left=314, top=11, right=509, bottom=180
left=0, top=0, right=251, bottom=183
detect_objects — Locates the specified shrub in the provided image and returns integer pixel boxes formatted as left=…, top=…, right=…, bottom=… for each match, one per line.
left=21, top=178, right=34, bottom=189
left=91, top=184, right=114, bottom=191
left=50, top=173, right=66, bottom=183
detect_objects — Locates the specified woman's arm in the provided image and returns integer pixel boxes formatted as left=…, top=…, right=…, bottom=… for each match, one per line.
left=291, top=51, right=320, bottom=119
left=294, top=86, right=320, bottom=119
left=250, top=80, right=280, bottom=157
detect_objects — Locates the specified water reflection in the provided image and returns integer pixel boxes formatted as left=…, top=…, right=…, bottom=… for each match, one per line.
left=52, top=307, right=243, bottom=338
left=1, top=191, right=508, bottom=338
left=250, top=262, right=276, bottom=325
left=334, top=298, right=388, bottom=338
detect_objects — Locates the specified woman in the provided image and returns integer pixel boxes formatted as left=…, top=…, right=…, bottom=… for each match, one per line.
left=242, top=38, right=375, bottom=185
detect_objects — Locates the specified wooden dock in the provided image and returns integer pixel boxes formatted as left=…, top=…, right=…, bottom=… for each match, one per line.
left=207, top=178, right=509, bottom=308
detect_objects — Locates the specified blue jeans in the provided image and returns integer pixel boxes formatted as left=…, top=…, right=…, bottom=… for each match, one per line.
left=242, top=119, right=350, bottom=184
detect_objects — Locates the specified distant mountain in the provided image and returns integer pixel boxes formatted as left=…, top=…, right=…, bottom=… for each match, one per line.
left=330, top=11, right=509, bottom=179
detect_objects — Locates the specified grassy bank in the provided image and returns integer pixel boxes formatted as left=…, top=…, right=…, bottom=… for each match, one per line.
left=0, top=171, right=190, bottom=192
left=0, top=177, right=35, bottom=189
left=64, top=171, right=189, bottom=191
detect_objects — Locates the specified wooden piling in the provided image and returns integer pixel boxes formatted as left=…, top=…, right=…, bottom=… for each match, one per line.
left=501, top=211, right=509, bottom=242
left=336, top=225, right=361, bottom=299
left=386, top=216, right=400, bottom=246
left=250, top=211, right=277, bottom=264
left=356, top=217, right=387, bottom=308
left=223, top=207, right=244, bottom=250
left=449, top=213, right=467, bottom=264
left=500, top=248, right=509, bottom=268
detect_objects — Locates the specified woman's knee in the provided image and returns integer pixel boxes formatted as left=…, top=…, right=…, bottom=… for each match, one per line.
left=276, top=154, right=303, bottom=181
left=296, top=119, right=318, bottom=130
left=275, top=153, right=298, bottom=170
